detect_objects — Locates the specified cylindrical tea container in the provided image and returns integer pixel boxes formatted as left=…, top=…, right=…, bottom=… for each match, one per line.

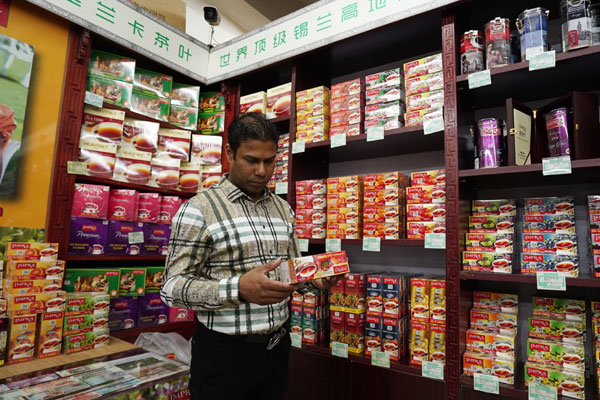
left=544, top=108, right=571, bottom=157
left=516, top=8, right=549, bottom=60
left=477, top=118, right=503, bottom=168
left=485, top=18, right=511, bottom=69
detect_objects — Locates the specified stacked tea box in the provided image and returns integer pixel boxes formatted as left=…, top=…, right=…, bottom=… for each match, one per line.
left=525, top=297, right=586, bottom=398
left=366, top=273, right=411, bottom=361
left=363, top=172, right=409, bottom=240
left=131, top=67, right=172, bottom=121
left=86, top=49, right=135, bottom=110
left=197, top=92, right=225, bottom=134
left=327, top=175, right=363, bottom=239
left=69, top=184, right=179, bottom=256
left=330, top=78, right=363, bottom=138
left=589, top=196, right=600, bottom=277
left=295, top=179, right=327, bottom=240
left=406, top=170, right=446, bottom=239
left=403, top=53, right=444, bottom=127
left=169, top=83, right=200, bottom=131
left=462, top=291, right=518, bottom=385
left=462, top=199, right=516, bottom=273
left=520, top=197, right=578, bottom=277
left=364, top=68, right=404, bottom=132
left=137, top=267, right=169, bottom=328
left=291, top=287, right=328, bottom=344
left=266, top=83, right=292, bottom=120
left=593, top=302, right=600, bottom=395
left=240, top=91, right=266, bottom=115
left=329, top=273, right=367, bottom=355
left=63, top=292, right=110, bottom=354
left=409, top=277, right=446, bottom=366
left=190, top=133, right=223, bottom=192
left=3, top=242, right=67, bottom=364
left=296, top=86, right=331, bottom=144
left=268, top=134, right=290, bottom=191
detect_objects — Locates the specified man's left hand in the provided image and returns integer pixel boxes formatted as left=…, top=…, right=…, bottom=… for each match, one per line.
left=312, top=273, right=349, bottom=290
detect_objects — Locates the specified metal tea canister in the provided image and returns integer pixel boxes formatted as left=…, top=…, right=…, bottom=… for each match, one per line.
left=477, top=118, right=504, bottom=168
left=544, top=108, right=571, bottom=157
left=561, top=0, right=593, bottom=51
left=516, top=8, right=550, bottom=60
left=590, top=3, right=600, bottom=44
left=461, top=30, right=485, bottom=74
left=485, top=18, right=511, bottom=69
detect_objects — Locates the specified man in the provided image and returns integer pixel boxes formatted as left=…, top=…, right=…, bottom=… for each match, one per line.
left=161, top=112, right=345, bottom=400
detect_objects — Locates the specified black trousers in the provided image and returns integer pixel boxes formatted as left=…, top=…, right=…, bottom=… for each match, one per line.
left=190, top=323, right=291, bottom=400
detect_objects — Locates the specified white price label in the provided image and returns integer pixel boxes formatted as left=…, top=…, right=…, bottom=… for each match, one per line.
left=325, top=238, right=341, bottom=252
left=529, top=51, right=556, bottom=71
left=421, top=361, right=444, bottom=380
left=366, top=127, right=385, bottom=142
left=362, top=237, right=381, bottom=252
left=298, top=239, right=309, bottom=253
left=332, top=342, right=348, bottom=358
left=84, top=91, right=104, bottom=108
left=275, top=182, right=288, bottom=195
left=542, top=156, right=571, bottom=176
left=468, top=70, right=492, bottom=89
left=291, top=332, right=302, bottom=348
left=536, top=271, right=567, bottom=291
left=424, top=233, right=446, bottom=249
left=128, top=231, right=144, bottom=244
left=292, top=141, right=305, bottom=154
left=330, top=134, right=346, bottom=148
left=423, top=117, right=444, bottom=135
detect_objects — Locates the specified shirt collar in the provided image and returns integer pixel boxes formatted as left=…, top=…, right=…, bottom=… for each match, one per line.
left=219, top=174, right=272, bottom=203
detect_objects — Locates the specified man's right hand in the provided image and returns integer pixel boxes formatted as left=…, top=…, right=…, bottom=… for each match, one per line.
left=239, top=259, right=297, bottom=305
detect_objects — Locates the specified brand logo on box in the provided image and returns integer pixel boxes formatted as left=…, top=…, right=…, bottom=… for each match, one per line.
left=531, top=319, right=550, bottom=328
left=412, top=322, right=427, bottom=330
left=15, top=295, right=36, bottom=303
left=474, top=292, right=491, bottom=300
left=383, top=318, right=398, bottom=327
left=121, top=226, right=134, bottom=232
left=471, top=312, right=489, bottom=319
left=527, top=199, right=544, bottom=206
left=470, top=217, right=487, bottom=223
left=523, top=254, right=544, bottom=262
left=465, top=356, right=483, bottom=366
left=154, top=229, right=166, bottom=235
left=464, top=253, right=483, bottom=260
left=82, top=225, right=98, bottom=232
left=149, top=298, right=162, bottom=305
left=529, top=342, right=550, bottom=352
left=68, top=298, right=85, bottom=306
left=10, top=243, right=30, bottom=249
left=534, top=298, right=554, bottom=306
left=70, top=334, right=87, bottom=343
left=14, top=315, right=36, bottom=324
left=468, top=234, right=485, bottom=241
left=526, top=366, right=548, bottom=379
left=525, top=216, right=544, bottom=222
left=67, top=316, right=85, bottom=324
left=13, top=281, right=33, bottom=288
left=15, top=262, right=36, bottom=269
left=106, top=271, right=120, bottom=276
left=524, top=234, right=544, bottom=241
left=430, top=281, right=445, bottom=288
left=44, top=312, right=63, bottom=320
left=115, top=301, right=129, bottom=309
left=467, top=332, right=486, bottom=342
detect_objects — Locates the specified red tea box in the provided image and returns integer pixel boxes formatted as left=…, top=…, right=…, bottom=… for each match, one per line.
left=108, top=189, right=138, bottom=221
left=137, top=193, right=161, bottom=223
left=279, top=251, right=350, bottom=284
left=331, top=79, right=362, bottom=99
left=5, top=243, right=58, bottom=262
left=159, top=196, right=182, bottom=224
left=71, top=183, right=110, bottom=219
left=345, top=312, right=365, bottom=354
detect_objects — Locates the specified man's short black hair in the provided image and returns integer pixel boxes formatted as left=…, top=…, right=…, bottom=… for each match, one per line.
left=227, top=112, right=279, bottom=157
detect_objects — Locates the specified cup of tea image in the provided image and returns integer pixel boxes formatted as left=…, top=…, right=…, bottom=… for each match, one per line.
left=41, top=337, right=61, bottom=353
left=40, top=247, right=57, bottom=259
left=157, top=170, right=179, bottom=188
left=83, top=202, right=99, bottom=214
left=125, top=163, right=151, bottom=184
left=273, top=96, right=291, bottom=116
left=133, top=135, right=157, bottom=153
left=91, top=244, right=104, bottom=255
left=93, top=122, right=122, bottom=142
left=87, top=156, right=115, bottom=178
left=201, top=148, right=221, bottom=164
left=179, top=173, right=200, bottom=191
left=12, top=342, right=34, bottom=359
left=128, top=244, right=140, bottom=255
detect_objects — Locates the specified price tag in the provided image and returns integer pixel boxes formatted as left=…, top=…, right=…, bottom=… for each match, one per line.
left=84, top=91, right=104, bottom=108
left=371, top=351, right=390, bottom=368
left=128, top=231, right=144, bottom=244
left=423, top=117, right=444, bottom=135
left=362, top=237, right=381, bottom=252
left=528, top=382, right=557, bottom=400
left=325, top=238, right=341, bottom=252
left=525, top=46, right=545, bottom=60
left=331, top=342, right=348, bottom=358
left=291, top=332, right=302, bottom=349
left=421, top=361, right=444, bottom=380
left=536, top=271, right=566, bottom=291
left=298, top=239, right=309, bottom=253
left=330, top=134, right=346, bottom=148
left=292, top=141, right=305, bottom=154
left=67, top=161, right=87, bottom=175
left=424, top=233, right=446, bottom=249
left=366, top=126, right=385, bottom=142
left=529, top=50, right=556, bottom=71
left=468, top=70, right=492, bottom=89
left=474, top=373, right=499, bottom=395
left=542, top=156, right=571, bottom=176
left=275, top=182, right=288, bottom=195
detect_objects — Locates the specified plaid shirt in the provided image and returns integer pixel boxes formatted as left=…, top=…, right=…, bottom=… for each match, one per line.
left=160, top=175, right=300, bottom=335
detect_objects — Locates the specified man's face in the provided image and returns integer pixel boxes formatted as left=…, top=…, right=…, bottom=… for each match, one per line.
left=226, top=139, right=276, bottom=200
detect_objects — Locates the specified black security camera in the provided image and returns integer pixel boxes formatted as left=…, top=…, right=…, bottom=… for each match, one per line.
left=204, top=6, right=221, bottom=26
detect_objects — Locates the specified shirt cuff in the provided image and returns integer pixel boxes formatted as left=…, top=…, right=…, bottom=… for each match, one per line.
left=218, top=275, right=244, bottom=307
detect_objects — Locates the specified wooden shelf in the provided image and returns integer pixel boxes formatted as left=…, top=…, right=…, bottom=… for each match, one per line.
left=269, top=114, right=291, bottom=125
left=308, top=238, right=426, bottom=247
left=111, top=321, right=196, bottom=344
left=460, top=271, right=600, bottom=288
left=66, top=254, right=166, bottom=261
left=461, top=375, right=528, bottom=400
left=76, top=175, right=196, bottom=198
left=299, top=342, right=428, bottom=378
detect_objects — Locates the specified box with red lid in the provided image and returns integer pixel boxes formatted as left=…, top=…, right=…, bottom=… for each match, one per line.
left=37, top=311, right=63, bottom=359
left=137, top=192, right=161, bottom=223
left=108, top=189, right=138, bottom=221
left=345, top=312, right=365, bottom=354
left=365, top=315, right=383, bottom=356
left=406, top=185, right=445, bottom=204
left=363, top=206, right=402, bottom=224
left=329, top=310, right=345, bottom=343
left=331, top=79, right=363, bottom=99
left=407, top=203, right=446, bottom=222
left=296, top=194, right=326, bottom=209
left=364, top=189, right=401, bottom=207
left=71, top=183, right=110, bottom=219
left=280, top=251, right=350, bottom=284
left=296, top=179, right=326, bottom=195
left=344, top=272, right=367, bottom=313
left=296, top=208, right=326, bottom=225
left=382, top=317, right=405, bottom=361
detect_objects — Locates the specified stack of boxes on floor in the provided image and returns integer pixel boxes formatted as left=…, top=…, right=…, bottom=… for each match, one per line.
left=291, top=287, right=329, bottom=344
left=330, top=79, right=364, bottom=138
left=363, top=172, right=409, bottom=239
left=329, top=272, right=368, bottom=355
left=525, top=297, right=585, bottom=398
left=463, top=291, right=518, bottom=385
left=406, top=170, right=446, bottom=239
left=295, top=179, right=327, bottom=240
left=409, top=277, right=446, bottom=366
left=365, top=68, right=405, bottom=131
left=331, top=79, right=363, bottom=137
left=403, top=54, right=444, bottom=127
left=366, top=273, right=410, bottom=361
left=268, top=134, right=290, bottom=191
left=327, top=176, right=363, bottom=240
left=462, top=199, right=516, bottom=273
left=296, top=86, right=331, bottom=144
left=2, top=242, right=67, bottom=364
left=589, top=196, right=600, bottom=277
left=521, top=197, right=578, bottom=277
left=69, top=183, right=181, bottom=256
left=63, top=292, right=110, bottom=355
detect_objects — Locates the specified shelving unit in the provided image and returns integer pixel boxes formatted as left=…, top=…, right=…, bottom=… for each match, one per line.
left=111, top=321, right=196, bottom=344
left=308, top=239, right=425, bottom=247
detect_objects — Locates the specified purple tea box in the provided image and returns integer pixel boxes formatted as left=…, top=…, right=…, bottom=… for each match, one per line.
left=68, top=217, right=109, bottom=255
left=137, top=293, right=169, bottom=328
left=107, top=220, right=145, bottom=256
left=143, top=223, right=170, bottom=256
left=109, top=296, right=138, bottom=331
